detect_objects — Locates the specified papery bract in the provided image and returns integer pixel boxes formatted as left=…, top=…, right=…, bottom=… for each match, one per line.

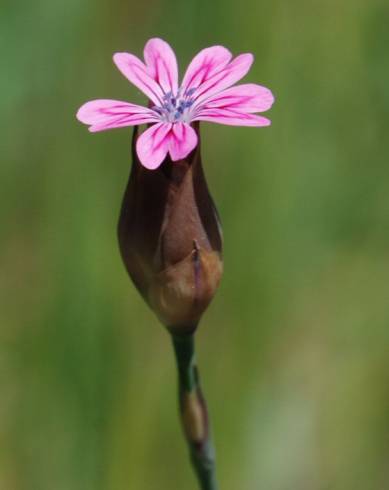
left=118, top=125, right=223, bottom=334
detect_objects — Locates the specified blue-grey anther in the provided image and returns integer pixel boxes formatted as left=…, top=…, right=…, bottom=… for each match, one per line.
left=154, top=87, right=198, bottom=123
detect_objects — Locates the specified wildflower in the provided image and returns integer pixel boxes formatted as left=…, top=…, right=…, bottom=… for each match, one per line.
left=77, top=38, right=274, bottom=169
left=77, top=39, right=275, bottom=489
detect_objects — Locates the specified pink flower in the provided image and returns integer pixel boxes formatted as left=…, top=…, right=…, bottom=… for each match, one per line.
left=76, top=38, right=274, bottom=170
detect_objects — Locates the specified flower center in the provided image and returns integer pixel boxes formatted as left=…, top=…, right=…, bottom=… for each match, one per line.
left=153, top=87, right=197, bottom=123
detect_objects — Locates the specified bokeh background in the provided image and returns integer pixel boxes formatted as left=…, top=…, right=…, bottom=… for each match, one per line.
left=1, top=0, right=389, bottom=489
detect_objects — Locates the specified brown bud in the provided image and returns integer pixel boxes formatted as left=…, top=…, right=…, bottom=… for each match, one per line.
left=118, top=125, right=223, bottom=335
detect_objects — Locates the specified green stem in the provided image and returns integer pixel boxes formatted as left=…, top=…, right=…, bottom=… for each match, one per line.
left=172, top=334, right=219, bottom=490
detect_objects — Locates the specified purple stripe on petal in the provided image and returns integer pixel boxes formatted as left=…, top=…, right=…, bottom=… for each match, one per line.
left=197, top=84, right=275, bottom=114
left=89, top=115, right=160, bottom=132
left=144, top=38, right=178, bottom=94
left=136, top=122, right=172, bottom=169
left=193, top=108, right=271, bottom=127
left=113, top=53, right=164, bottom=105
left=77, top=99, right=159, bottom=132
left=168, top=122, right=198, bottom=161
left=181, top=46, right=232, bottom=93
left=192, top=54, right=254, bottom=105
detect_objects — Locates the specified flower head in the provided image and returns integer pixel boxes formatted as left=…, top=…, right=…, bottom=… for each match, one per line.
left=77, top=38, right=274, bottom=169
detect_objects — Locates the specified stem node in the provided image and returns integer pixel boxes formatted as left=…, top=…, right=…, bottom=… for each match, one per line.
left=171, top=334, right=218, bottom=490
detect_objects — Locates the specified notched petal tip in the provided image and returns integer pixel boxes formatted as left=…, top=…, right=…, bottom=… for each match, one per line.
left=135, top=122, right=171, bottom=170
left=243, top=52, right=254, bottom=63
left=112, top=52, right=127, bottom=64
left=168, top=123, right=198, bottom=162
left=144, top=37, right=173, bottom=50
left=260, top=117, right=272, bottom=126
left=134, top=122, right=199, bottom=170
left=144, top=37, right=178, bottom=94
left=112, top=52, right=130, bottom=74
left=76, top=102, right=92, bottom=123
left=263, top=88, right=275, bottom=110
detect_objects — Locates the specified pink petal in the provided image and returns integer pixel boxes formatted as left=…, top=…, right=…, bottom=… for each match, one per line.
left=144, top=38, right=178, bottom=94
left=113, top=53, right=164, bottom=105
left=198, top=84, right=274, bottom=113
left=136, top=122, right=172, bottom=169
left=168, top=123, right=198, bottom=161
left=193, top=108, right=271, bottom=127
left=193, top=54, right=254, bottom=104
left=181, top=46, right=232, bottom=93
left=76, top=99, right=159, bottom=132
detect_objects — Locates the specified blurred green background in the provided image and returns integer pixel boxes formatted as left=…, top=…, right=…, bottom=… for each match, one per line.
left=1, top=0, right=389, bottom=489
